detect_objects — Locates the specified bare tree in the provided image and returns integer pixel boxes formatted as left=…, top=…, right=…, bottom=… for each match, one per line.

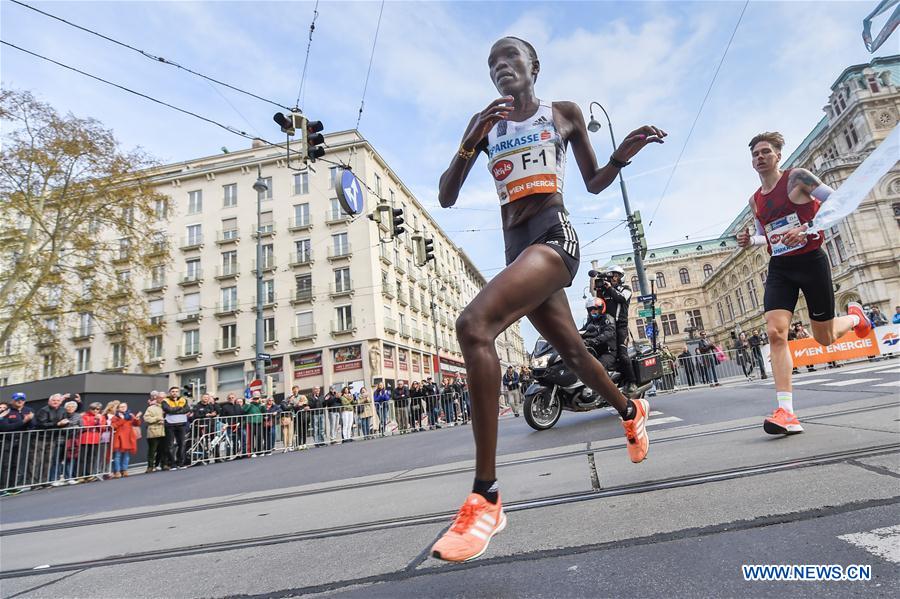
left=0, top=89, right=169, bottom=377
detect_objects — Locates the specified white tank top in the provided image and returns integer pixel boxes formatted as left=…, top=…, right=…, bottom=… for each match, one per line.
left=486, top=103, right=566, bottom=206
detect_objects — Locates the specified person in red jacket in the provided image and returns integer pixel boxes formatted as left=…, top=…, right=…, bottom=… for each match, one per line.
left=110, top=403, right=142, bottom=478
left=78, top=403, right=105, bottom=480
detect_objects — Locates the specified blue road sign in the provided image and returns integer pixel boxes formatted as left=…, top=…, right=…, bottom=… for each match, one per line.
left=336, top=168, right=365, bottom=216
left=638, top=294, right=656, bottom=303
left=645, top=323, right=656, bottom=337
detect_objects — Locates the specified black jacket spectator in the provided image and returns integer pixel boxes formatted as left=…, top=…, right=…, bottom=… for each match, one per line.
left=309, top=392, right=325, bottom=411
left=35, top=404, right=68, bottom=429
left=219, top=402, right=243, bottom=418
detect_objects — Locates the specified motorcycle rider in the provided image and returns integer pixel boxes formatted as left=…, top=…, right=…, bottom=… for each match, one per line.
left=597, top=265, right=638, bottom=393
left=581, top=297, right=618, bottom=372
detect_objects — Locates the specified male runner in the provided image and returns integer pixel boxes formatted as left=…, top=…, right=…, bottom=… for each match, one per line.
left=737, top=132, right=871, bottom=435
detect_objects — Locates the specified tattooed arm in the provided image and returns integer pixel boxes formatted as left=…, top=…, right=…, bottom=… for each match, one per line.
left=787, top=168, right=835, bottom=202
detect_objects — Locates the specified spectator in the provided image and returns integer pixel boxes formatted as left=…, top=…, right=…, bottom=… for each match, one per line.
left=373, top=383, right=391, bottom=436
left=309, top=386, right=326, bottom=446
left=749, top=330, right=768, bottom=379
left=339, top=387, right=355, bottom=442
left=280, top=389, right=298, bottom=452
left=242, top=391, right=265, bottom=456
left=409, top=381, right=425, bottom=431
left=694, top=348, right=708, bottom=385
left=441, top=378, right=457, bottom=426
left=870, top=306, right=888, bottom=327
left=219, top=393, right=244, bottom=456
left=697, top=331, right=720, bottom=387
left=325, top=388, right=342, bottom=443
left=393, top=381, right=411, bottom=433
left=451, top=378, right=465, bottom=424
left=98, top=401, right=120, bottom=478
left=162, top=386, right=190, bottom=469
left=263, top=397, right=279, bottom=452
left=144, top=392, right=166, bottom=473
left=110, top=402, right=142, bottom=478
left=356, top=387, right=373, bottom=439
left=893, top=306, right=900, bottom=324
left=294, top=393, right=310, bottom=448
left=678, top=347, right=695, bottom=387
left=0, top=392, right=35, bottom=491
left=34, top=393, right=73, bottom=486
left=422, top=378, right=439, bottom=429
left=191, top=394, right=219, bottom=457
left=61, top=400, right=82, bottom=483
left=78, top=402, right=104, bottom=480
left=502, top=366, right=521, bottom=417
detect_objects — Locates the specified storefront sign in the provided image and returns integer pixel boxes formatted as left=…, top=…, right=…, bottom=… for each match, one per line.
left=333, top=344, right=363, bottom=372
left=399, top=348, right=408, bottom=371
left=292, top=351, right=323, bottom=379
left=384, top=345, right=395, bottom=369
left=412, top=354, right=420, bottom=373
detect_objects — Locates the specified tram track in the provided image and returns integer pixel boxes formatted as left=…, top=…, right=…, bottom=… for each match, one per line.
left=1, top=441, right=898, bottom=579
left=2, top=399, right=897, bottom=538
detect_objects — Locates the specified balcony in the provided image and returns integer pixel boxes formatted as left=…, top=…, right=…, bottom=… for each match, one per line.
left=104, top=358, right=127, bottom=372
left=379, top=247, right=391, bottom=266
left=291, top=324, right=316, bottom=342
left=111, top=251, right=131, bottom=265
left=252, top=338, right=278, bottom=350
left=179, top=270, right=203, bottom=287
left=422, top=331, right=434, bottom=346
left=410, top=296, right=420, bottom=312
left=214, top=338, right=240, bottom=355
left=251, top=224, right=276, bottom=239
left=215, top=264, right=240, bottom=280
left=395, top=260, right=406, bottom=275
left=290, top=289, right=314, bottom=305
left=34, top=333, right=58, bottom=348
left=381, top=283, right=395, bottom=299
left=141, top=355, right=164, bottom=367
left=411, top=328, right=422, bottom=342
left=147, top=241, right=168, bottom=257
left=250, top=296, right=277, bottom=311
left=143, top=278, right=166, bottom=293
left=331, top=320, right=354, bottom=336
left=216, top=229, right=240, bottom=245
left=399, top=324, right=410, bottom=338
left=325, top=209, right=350, bottom=226
left=176, top=311, right=201, bottom=324
left=327, top=245, right=352, bottom=261
left=290, top=251, right=313, bottom=267
left=176, top=344, right=202, bottom=361
left=104, top=321, right=127, bottom=337
left=329, top=281, right=353, bottom=298
left=180, top=235, right=204, bottom=251
left=384, top=317, right=398, bottom=334
left=69, top=327, right=94, bottom=342
left=214, top=302, right=240, bottom=317
left=397, top=291, right=409, bottom=306
left=288, top=216, right=313, bottom=232
left=251, top=259, right=276, bottom=274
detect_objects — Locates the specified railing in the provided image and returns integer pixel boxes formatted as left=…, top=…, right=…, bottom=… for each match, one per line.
left=1, top=425, right=114, bottom=492
left=660, top=347, right=769, bottom=391
left=291, top=324, right=316, bottom=341
left=216, top=229, right=240, bottom=244
left=215, top=265, right=240, bottom=279
left=289, top=216, right=312, bottom=231
left=180, top=235, right=203, bottom=250
left=290, top=251, right=313, bottom=266
left=324, top=209, right=350, bottom=224
left=327, top=245, right=352, bottom=260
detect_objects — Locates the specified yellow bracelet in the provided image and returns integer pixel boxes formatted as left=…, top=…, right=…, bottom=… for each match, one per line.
left=457, top=145, right=476, bottom=160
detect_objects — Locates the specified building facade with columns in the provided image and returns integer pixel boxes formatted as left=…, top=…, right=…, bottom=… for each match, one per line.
left=611, top=54, right=900, bottom=350
left=0, top=131, right=527, bottom=395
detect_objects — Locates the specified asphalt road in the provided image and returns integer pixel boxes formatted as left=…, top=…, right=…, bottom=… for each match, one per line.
left=1, top=359, right=898, bottom=598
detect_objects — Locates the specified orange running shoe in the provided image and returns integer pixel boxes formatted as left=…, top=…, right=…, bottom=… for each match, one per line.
left=763, top=407, right=804, bottom=435
left=847, top=302, right=872, bottom=339
left=621, top=398, right=650, bottom=463
left=431, top=493, right=507, bottom=562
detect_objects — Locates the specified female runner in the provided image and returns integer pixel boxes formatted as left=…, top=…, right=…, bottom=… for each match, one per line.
left=430, top=36, right=667, bottom=563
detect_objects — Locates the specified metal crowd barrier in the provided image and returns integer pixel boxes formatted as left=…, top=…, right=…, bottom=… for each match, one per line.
left=0, top=425, right=114, bottom=493
left=658, top=347, right=768, bottom=391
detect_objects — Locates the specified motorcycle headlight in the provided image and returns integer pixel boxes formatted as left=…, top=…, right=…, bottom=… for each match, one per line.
left=531, top=353, right=551, bottom=369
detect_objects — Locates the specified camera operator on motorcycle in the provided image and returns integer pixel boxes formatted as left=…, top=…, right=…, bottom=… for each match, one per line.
left=597, top=265, right=638, bottom=394
left=581, top=297, right=618, bottom=372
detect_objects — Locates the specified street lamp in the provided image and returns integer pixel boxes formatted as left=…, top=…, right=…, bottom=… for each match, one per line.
left=429, top=276, right=448, bottom=389
left=252, top=165, right=269, bottom=383
left=587, top=101, right=650, bottom=297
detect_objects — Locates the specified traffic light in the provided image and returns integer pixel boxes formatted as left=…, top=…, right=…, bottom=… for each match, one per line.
left=304, top=120, right=325, bottom=162
left=423, top=237, right=435, bottom=264
left=631, top=210, right=648, bottom=259
left=273, top=111, right=304, bottom=136
left=412, top=235, right=436, bottom=266
left=391, top=208, right=405, bottom=238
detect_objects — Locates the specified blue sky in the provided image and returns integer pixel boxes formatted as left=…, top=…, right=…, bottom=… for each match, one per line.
left=1, top=0, right=893, bottom=351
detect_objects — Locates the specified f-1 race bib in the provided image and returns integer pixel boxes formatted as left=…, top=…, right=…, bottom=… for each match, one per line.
left=488, top=123, right=565, bottom=205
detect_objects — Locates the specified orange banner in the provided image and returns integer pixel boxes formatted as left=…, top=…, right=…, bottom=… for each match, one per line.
left=789, top=330, right=880, bottom=366
left=507, top=174, right=558, bottom=202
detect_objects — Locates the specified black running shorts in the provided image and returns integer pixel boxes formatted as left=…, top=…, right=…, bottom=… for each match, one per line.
left=763, top=248, right=835, bottom=321
left=503, top=205, right=580, bottom=285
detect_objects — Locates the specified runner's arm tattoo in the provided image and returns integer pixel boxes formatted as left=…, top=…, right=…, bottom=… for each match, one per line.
left=787, top=168, right=834, bottom=201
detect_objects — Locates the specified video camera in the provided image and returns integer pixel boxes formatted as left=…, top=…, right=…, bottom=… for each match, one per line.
left=589, top=270, right=612, bottom=292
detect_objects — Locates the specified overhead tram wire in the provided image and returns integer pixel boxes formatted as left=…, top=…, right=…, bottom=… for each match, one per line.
left=646, top=0, right=750, bottom=229
left=295, top=0, right=320, bottom=110
left=355, top=0, right=385, bottom=129
left=9, top=0, right=292, bottom=111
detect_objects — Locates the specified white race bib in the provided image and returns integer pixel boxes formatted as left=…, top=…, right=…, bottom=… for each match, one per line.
left=489, top=125, right=562, bottom=205
left=765, top=213, right=807, bottom=256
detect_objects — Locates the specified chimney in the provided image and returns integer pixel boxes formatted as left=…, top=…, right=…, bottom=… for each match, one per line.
left=251, top=138, right=266, bottom=149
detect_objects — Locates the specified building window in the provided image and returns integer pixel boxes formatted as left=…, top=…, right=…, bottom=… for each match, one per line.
left=188, top=190, right=203, bottom=214
left=336, top=305, right=353, bottom=331
left=332, top=232, right=349, bottom=256
left=222, top=250, right=237, bottom=273
left=760, top=270, right=767, bottom=285
left=221, top=323, right=237, bottom=349
left=223, top=183, right=237, bottom=208
left=329, top=198, right=343, bottom=220
left=259, top=210, right=274, bottom=234
left=182, top=330, right=199, bottom=356
left=293, top=172, right=309, bottom=195
left=295, top=311, right=314, bottom=337
left=296, top=273, right=312, bottom=295
left=635, top=317, right=646, bottom=340
left=154, top=198, right=168, bottom=220
left=76, top=348, right=91, bottom=372
left=111, top=343, right=126, bottom=368
left=42, top=354, right=55, bottom=378
left=334, top=267, right=351, bottom=293
left=716, top=302, right=725, bottom=326
left=679, top=268, right=690, bottom=285
left=221, top=286, right=237, bottom=311
left=186, top=224, right=202, bottom=246
left=118, top=238, right=131, bottom=260
left=78, top=312, right=93, bottom=336
left=148, top=335, right=162, bottom=359
left=294, top=203, right=310, bottom=227
left=183, top=292, right=200, bottom=316
left=374, top=173, right=382, bottom=197
left=655, top=272, right=666, bottom=289
left=724, top=295, right=735, bottom=321
left=329, top=166, right=339, bottom=189
left=217, top=364, right=244, bottom=391
left=735, top=286, right=747, bottom=315
left=703, top=264, right=713, bottom=279
left=262, top=244, right=274, bottom=268
left=661, top=313, right=679, bottom=336
left=631, top=276, right=639, bottom=290
left=186, top=258, right=201, bottom=280
left=263, top=279, right=275, bottom=304
left=258, top=177, right=273, bottom=200
left=150, top=264, right=165, bottom=288
left=747, top=281, right=759, bottom=309
left=686, top=309, right=704, bottom=331
left=867, top=76, right=880, bottom=93
left=264, top=317, right=276, bottom=342
left=295, top=239, right=311, bottom=262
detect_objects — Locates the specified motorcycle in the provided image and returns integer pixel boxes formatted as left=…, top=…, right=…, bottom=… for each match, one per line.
left=522, top=336, right=662, bottom=431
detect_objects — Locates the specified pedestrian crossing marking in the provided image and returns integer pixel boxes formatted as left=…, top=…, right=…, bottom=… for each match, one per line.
left=822, top=378, right=881, bottom=387
left=873, top=380, right=900, bottom=387
left=792, top=379, right=833, bottom=386
left=839, top=524, right=900, bottom=564
left=646, top=416, right=683, bottom=426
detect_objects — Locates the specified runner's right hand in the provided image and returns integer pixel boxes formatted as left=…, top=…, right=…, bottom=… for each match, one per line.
left=736, top=231, right=750, bottom=247
left=461, top=97, right=513, bottom=150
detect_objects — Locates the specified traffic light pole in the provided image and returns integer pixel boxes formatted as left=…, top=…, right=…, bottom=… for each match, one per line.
left=429, top=276, right=444, bottom=390
left=253, top=165, right=267, bottom=383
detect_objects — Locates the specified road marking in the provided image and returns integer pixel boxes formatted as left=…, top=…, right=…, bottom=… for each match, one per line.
left=822, top=378, right=881, bottom=387
left=834, top=363, right=899, bottom=374
left=838, top=525, right=900, bottom=564
left=646, top=416, right=683, bottom=426
left=873, top=380, right=900, bottom=387
left=791, top=379, right=833, bottom=386
left=650, top=411, right=665, bottom=416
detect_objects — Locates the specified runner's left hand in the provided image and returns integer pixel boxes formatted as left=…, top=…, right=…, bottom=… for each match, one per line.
left=612, top=125, right=667, bottom=162
left=781, top=224, right=808, bottom=247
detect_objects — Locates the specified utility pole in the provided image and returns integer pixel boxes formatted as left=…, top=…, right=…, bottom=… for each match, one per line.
left=252, top=166, right=268, bottom=383
left=429, top=276, right=446, bottom=389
